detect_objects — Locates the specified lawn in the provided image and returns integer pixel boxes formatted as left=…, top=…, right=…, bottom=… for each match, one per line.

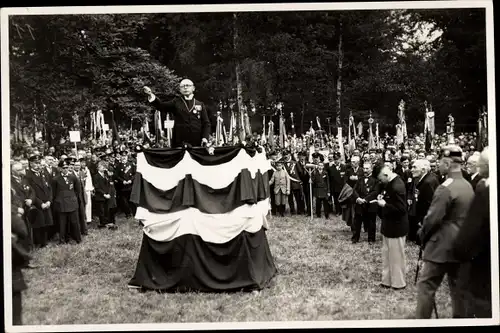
left=21, top=213, right=453, bottom=325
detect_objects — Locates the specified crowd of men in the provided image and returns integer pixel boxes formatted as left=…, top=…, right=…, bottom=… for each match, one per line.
left=10, top=140, right=141, bottom=324
left=262, top=131, right=491, bottom=319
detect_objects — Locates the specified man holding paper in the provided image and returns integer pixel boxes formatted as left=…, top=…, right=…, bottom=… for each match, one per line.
left=372, top=162, right=409, bottom=290
left=143, top=79, right=211, bottom=148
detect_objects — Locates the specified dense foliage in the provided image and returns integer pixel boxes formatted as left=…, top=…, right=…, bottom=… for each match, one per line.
left=9, top=8, right=486, bottom=145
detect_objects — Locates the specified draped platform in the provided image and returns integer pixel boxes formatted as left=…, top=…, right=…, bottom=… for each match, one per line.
left=128, top=145, right=277, bottom=292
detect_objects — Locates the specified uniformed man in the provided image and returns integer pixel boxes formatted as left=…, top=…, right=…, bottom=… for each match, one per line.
left=115, top=150, right=136, bottom=218
left=52, top=159, right=83, bottom=244
left=415, top=145, right=475, bottom=318
left=143, top=79, right=211, bottom=148
left=92, top=161, right=114, bottom=229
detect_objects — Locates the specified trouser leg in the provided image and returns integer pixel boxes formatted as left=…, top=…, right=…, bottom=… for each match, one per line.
left=367, top=213, right=377, bottom=242
left=416, top=260, right=446, bottom=318
left=12, top=291, right=22, bottom=325
left=352, top=214, right=362, bottom=242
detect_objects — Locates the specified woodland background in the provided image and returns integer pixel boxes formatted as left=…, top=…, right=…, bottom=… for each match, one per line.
left=9, top=8, right=487, bottom=146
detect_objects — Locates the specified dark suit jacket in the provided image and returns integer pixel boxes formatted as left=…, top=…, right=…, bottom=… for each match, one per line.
left=92, top=172, right=112, bottom=202
left=114, top=161, right=136, bottom=192
left=312, top=170, right=330, bottom=198
left=24, top=170, right=54, bottom=228
left=419, top=172, right=475, bottom=263
left=379, top=176, right=409, bottom=238
left=414, top=172, right=440, bottom=224
left=12, top=213, right=29, bottom=292
left=284, top=161, right=302, bottom=190
left=25, top=170, right=52, bottom=209
left=452, top=179, right=490, bottom=299
left=150, top=95, right=211, bottom=147
left=344, top=166, right=364, bottom=189
left=469, top=173, right=484, bottom=191
left=326, top=162, right=345, bottom=194
left=11, top=176, right=29, bottom=213
left=352, top=175, right=381, bottom=214
left=52, top=174, right=82, bottom=213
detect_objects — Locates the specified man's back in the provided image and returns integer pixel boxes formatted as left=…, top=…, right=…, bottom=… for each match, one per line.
left=421, top=173, right=475, bottom=263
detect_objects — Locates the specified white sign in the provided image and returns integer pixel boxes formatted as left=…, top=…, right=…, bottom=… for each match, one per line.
left=103, top=124, right=109, bottom=131
left=69, top=131, right=81, bottom=142
left=164, top=120, right=175, bottom=129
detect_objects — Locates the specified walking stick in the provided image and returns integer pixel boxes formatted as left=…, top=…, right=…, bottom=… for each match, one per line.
left=415, top=245, right=439, bottom=318
left=305, top=164, right=316, bottom=221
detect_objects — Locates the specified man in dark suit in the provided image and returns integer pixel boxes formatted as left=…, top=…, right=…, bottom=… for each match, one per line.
left=465, top=153, right=484, bottom=191
left=143, top=79, right=211, bottom=148
left=325, top=152, right=345, bottom=216
left=115, top=150, right=137, bottom=218
left=372, top=162, right=409, bottom=290
left=11, top=162, right=33, bottom=252
left=344, top=155, right=363, bottom=188
left=281, top=151, right=302, bottom=215
left=24, top=154, right=53, bottom=248
left=415, top=145, right=475, bottom=318
left=408, top=159, right=440, bottom=244
left=351, top=162, right=380, bottom=244
left=11, top=208, right=31, bottom=325
left=296, top=153, right=312, bottom=216
left=92, top=161, right=114, bottom=229
left=453, top=147, right=491, bottom=318
left=52, top=159, right=82, bottom=244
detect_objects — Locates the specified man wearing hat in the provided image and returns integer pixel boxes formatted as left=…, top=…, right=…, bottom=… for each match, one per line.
left=52, top=159, right=83, bottom=244
left=414, top=145, right=474, bottom=318
left=326, top=152, right=345, bottom=216
left=24, top=154, right=54, bottom=248
left=143, top=79, right=211, bottom=148
left=115, top=149, right=136, bottom=219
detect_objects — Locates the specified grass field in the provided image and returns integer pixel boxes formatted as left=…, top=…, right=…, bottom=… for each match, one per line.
left=21, top=213, right=453, bottom=325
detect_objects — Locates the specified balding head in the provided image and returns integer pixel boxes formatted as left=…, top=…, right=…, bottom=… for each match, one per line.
left=179, top=79, right=195, bottom=97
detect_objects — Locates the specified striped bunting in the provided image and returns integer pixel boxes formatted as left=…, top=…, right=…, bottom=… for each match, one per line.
left=132, top=146, right=272, bottom=243
left=136, top=147, right=271, bottom=191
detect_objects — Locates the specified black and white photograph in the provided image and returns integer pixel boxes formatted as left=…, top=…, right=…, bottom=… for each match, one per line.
left=1, top=1, right=498, bottom=331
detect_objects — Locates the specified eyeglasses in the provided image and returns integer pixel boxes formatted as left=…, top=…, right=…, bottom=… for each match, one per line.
left=180, top=84, right=193, bottom=88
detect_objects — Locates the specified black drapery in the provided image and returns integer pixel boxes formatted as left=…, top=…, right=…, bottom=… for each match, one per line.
left=130, top=170, right=270, bottom=214
left=128, top=227, right=277, bottom=292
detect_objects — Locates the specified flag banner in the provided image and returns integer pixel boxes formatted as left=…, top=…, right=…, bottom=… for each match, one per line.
left=128, top=146, right=277, bottom=292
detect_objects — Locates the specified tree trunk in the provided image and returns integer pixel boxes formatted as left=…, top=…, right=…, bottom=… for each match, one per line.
left=300, top=100, right=305, bottom=135
left=233, top=12, right=245, bottom=141
left=336, top=20, right=343, bottom=129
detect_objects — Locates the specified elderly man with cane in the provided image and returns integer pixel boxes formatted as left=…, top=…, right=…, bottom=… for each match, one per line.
left=414, top=145, right=474, bottom=319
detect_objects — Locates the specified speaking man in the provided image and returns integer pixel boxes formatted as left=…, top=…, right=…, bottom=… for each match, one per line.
left=143, top=79, right=211, bottom=148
